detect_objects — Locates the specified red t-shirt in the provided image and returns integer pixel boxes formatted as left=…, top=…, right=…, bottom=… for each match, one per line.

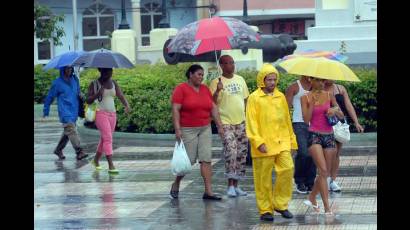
left=172, top=82, right=213, bottom=127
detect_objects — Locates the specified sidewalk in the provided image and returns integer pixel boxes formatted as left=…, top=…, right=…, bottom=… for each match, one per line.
left=34, top=104, right=377, bottom=229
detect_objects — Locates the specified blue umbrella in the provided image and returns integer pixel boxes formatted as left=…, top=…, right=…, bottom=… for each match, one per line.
left=70, top=48, right=134, bottom=69
left=43, top=51, right=86, bottom=70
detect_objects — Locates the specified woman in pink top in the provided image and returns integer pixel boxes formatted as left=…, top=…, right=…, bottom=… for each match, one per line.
left=301, top=77, right=344, bottom=215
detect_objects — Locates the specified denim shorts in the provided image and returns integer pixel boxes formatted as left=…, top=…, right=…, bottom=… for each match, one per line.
left=308, top=131, right=336, bottom=149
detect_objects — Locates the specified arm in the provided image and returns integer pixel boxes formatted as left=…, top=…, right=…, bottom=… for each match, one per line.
left=43, top=82, right=58, bottom=117
left=211, top=78, right=223, bottom=103
left=329, top=94, right=344, bottom=119
left=211, top=102, right=224, bottom=139
left=86, top=81, right=104, bottom=104
left=301, top=94, right=314, bottom=124
left=114, top=81, right=130, bottom=114
left=172, top=103, right=183, bottom=141
left=245, top=95, right=267, bottom=153
left=285, top=83, right=297, bottom=109
left=283, top=97, right=298, bottom=151
left=340, top=85, right=364, bottom=132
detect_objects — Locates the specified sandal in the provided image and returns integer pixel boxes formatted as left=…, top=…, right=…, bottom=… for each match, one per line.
left=54, top=151, right=66, bottom=160
left=90, top=160, right=102, bottom=170
left=303, top=200, right=320, bottom=212
left=76, top=151, right=89, bottom=160
left=108, top=168, right=119, bottom=174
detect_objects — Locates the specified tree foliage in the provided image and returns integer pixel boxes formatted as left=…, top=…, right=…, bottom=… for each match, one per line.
left=34, top=3, right=65, bottom=46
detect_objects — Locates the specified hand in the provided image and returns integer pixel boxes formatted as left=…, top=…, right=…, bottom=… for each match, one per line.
left=217, top=126, right=224, bottom=140
left=257, top=144, right=268, bottom=153
left=175, top=129, right=182, bottom=141
left=291, top=149, right=297, bottom=155
left=216, top=78, right=224, bottom=92
left=124, top=106, right=130, bottom=114
left=355, top=123, right=364, bottom=133
left=326, top=108, right=336, bottom=116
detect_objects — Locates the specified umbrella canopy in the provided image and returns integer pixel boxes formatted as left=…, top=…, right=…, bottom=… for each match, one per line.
left=43, top=51, right=85, bottom=70
left=167, top=16, right=260, bottom=56
left=282, top=49, right=348, bottom=62
left=278, top=57, right=360, bottom=82
left=70, top=48, right=134, bottom=69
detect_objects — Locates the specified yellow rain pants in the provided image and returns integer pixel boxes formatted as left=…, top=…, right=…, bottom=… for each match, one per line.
left=252, top=150, right=294, bottom=214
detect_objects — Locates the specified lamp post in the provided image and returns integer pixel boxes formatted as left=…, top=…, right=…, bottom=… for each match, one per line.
left=72, top=0, right=78, bottom=50
left=158, top=0, right=170, bottom=28
left=243, top=0, right=250, bottom=24
left=118, top=0, right=130, bottom=29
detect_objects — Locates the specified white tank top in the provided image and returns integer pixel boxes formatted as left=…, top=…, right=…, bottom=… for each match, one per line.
left=96, top=81, right=116, bottom=112
left=292, top=80, right=309, bottom=122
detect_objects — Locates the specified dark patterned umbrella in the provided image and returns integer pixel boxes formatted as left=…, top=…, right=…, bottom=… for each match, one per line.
left=167, top=16, right=260, bottom=55
left=70, top=48, right=134, bottom=68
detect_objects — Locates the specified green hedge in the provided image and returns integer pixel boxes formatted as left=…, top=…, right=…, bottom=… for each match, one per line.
left=34, top=65, right=59, bottom=103
left=34, top=63, right=377, bottom=133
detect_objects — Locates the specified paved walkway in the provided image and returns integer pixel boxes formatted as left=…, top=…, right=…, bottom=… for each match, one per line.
left=34, top=109, right=376, bottom=229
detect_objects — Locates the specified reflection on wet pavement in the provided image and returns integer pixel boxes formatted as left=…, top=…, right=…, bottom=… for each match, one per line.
left=35, top=119, right=377, bottom=229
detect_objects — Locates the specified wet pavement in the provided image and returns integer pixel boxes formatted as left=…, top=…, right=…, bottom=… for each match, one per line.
left=34, top=108, right=377, bottom=230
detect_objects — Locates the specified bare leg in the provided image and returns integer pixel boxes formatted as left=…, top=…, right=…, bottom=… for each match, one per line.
left=331, top=142, right=342, bottom=180
left=106, top=155, right=116, bottom=170
left=228, top=179, right=235, bottom=187
left=173, top=175, right=185, bottom=190
left=308, top=145, right=332, bottom=213
left=201, top=162, right=214, bottom=195
left=93, top=152, right=103, bottom=166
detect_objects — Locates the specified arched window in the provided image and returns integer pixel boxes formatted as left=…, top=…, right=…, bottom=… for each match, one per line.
left=82, top=1, right=115, bottom=51
left=140, top=0, right=162, bottom=46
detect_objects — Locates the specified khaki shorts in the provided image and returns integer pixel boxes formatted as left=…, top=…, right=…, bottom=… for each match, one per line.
left=181, top=125, right=212, bottom=164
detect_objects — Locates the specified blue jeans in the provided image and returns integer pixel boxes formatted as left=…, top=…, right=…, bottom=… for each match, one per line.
left=293, top=122, right=316, bottom=187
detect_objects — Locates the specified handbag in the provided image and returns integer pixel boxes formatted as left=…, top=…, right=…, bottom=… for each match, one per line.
left=333, top=119, right=350, bottom=143
left=326, top=115, right=339, bottom=126
left=170, top=140, right=192, bottom=176
left=84, top=80, right=101, bottom=122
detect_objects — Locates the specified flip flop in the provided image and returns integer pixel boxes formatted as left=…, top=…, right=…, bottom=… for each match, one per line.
left=90, top=160, right=102, bottom=170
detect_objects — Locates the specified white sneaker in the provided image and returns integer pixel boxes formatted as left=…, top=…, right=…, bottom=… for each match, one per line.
left=227, top=186, right=237, bottom=197
left=234, top=187, right=247, bottom=196
left=330, top=180, right=341, bottom=192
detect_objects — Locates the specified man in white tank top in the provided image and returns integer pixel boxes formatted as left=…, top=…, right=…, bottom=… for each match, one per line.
left=285, top=76, right=316, bottom=194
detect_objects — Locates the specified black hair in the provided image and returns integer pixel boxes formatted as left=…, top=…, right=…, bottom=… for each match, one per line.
left=185, top=64, right=204, bottom=79
left=218, top=55, right=232, bottom=64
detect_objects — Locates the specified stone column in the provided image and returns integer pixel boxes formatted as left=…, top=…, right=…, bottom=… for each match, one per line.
left=196, top=0, right=209, bottom=19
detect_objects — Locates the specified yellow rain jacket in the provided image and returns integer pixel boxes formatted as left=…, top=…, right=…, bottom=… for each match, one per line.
left=246, top=64, right=298, bottom=158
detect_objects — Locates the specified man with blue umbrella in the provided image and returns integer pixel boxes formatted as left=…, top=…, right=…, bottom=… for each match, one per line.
left=43, top=51, right=88, bottom=160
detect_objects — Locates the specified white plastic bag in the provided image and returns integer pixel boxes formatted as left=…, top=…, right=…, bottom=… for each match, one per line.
left=333, top=120, right=350, bottom=143
left=171, top=140, right=192, bottom=176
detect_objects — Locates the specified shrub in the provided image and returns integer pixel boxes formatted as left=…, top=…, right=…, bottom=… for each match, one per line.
left=34, top=63, right=376, bottom=133
left=34, top=65, right=59, bottom=103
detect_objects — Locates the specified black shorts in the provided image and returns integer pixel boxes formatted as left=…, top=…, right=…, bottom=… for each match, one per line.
left=308, top=132, right=336, bottom=149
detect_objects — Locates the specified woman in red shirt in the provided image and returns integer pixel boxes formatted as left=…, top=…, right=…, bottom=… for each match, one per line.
left=170, top=64, right=224, bottom=200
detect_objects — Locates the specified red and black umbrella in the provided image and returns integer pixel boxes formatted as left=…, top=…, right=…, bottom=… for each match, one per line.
left=167, top=16, right=260, bottom=56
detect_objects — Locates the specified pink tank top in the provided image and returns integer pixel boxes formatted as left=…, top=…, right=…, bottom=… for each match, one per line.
left=309, top=100, right=333, bottom=133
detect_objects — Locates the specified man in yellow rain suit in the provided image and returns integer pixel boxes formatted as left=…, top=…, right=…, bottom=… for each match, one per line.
left=246, top=63, right=298, bottom=222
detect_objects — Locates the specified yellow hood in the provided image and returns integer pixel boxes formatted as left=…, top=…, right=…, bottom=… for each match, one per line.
left=256, top=63, right=280, bottom=88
